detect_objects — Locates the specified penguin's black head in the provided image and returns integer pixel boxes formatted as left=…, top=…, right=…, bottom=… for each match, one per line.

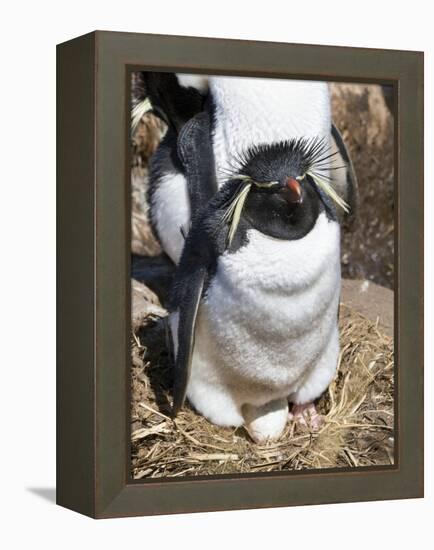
left=237, top=137, right=345, bottom=203
left=240, top=139, right=316, bottom=189
left=219, top=138, right=348, bottom=247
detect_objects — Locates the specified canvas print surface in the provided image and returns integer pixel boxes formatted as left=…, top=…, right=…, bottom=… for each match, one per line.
left=130, top=73, right=394, bottom=479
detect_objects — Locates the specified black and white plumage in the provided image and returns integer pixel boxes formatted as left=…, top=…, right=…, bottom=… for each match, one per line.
left=140, top=74, right=356, bottom=264
left=148, top=109, right=217, bottom=258
left=170, top=139, right=341, bottom=441
left=133, top=73, right=357, bottom=441
left=141, top=73, right=216, bottom=262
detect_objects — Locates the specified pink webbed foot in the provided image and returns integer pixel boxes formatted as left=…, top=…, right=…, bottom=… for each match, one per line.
left=288, top=402, right=324, bottom=431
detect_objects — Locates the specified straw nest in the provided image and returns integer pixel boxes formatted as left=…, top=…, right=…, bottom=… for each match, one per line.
left=131, top=111, right=165, bottom=256
left=131, top=296, right=394, bottom=479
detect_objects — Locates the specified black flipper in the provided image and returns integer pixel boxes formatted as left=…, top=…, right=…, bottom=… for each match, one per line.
left=170, top=109, right=218, bottom=416
left=177, top=110, right=218, bottom=216
left=172, top=265, right=207, bottom=417
left=331, top=123, right=359, bottom=221
left=169, top=182, right=248, bottom=417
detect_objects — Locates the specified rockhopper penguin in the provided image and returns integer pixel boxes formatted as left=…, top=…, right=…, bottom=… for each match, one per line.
left=135, top=74, right=356, bottom=264
left=133, top=73, right=356, bottom=441
left=170, top=135, right=344, bottom=442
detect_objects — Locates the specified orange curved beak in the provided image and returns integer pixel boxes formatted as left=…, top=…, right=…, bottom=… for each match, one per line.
left=285, top=177, right=303, bottom=203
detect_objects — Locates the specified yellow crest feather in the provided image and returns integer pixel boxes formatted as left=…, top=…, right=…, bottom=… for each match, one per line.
left=222, top=182, right=252, bottom=247
left=307, top=171, right=350, bottom=213
left=131, top=98, right=152, bottom=135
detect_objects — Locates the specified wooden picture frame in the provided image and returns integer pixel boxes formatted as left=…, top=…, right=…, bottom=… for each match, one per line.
left=57, top=31, right=424, bottom=518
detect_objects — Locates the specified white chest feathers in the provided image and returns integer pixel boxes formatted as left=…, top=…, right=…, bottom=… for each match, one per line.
left=190, top=212, right=341, bottom=413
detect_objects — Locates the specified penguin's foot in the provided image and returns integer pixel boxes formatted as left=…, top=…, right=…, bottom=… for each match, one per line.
left=288, top=402, right=323, bottom=431
left=242, top=399, right=288, bottom=444
left=187, top=383, right=244, bottom=427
